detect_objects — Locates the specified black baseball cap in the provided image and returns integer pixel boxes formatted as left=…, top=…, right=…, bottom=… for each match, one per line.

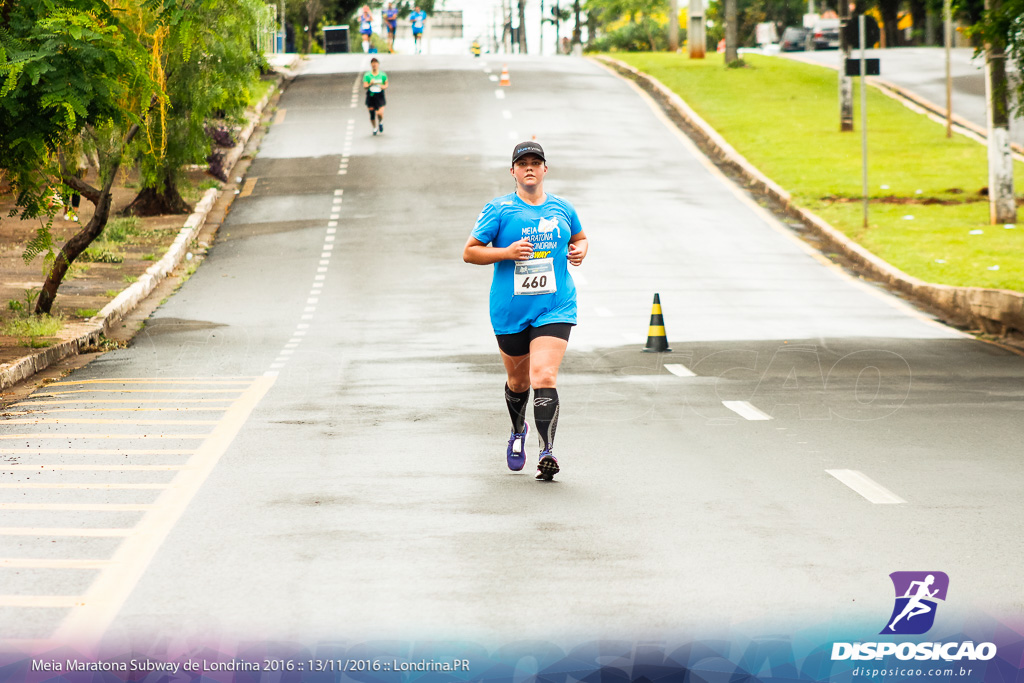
left=512, top=141, right=545, bottom=164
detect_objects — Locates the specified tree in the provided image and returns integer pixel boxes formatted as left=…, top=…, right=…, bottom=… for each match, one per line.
left=125, top=0, right=267, bottom=216
left=0, top=0, right=162, bottom=314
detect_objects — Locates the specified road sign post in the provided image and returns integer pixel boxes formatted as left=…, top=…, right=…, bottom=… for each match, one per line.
left=860, top=14, right=869, bottom=230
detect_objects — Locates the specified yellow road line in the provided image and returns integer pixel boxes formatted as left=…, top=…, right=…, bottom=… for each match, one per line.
left=54, top=374, right=276, bottom=644
left=0, top=596, right=85, bottom=608
left=6, top=407, right=231, bottom=413
left=0, top=527, right=132, bottom=537
left=0, top=449, right=194, bottom=455
left=3, top=465, right=183, bottom=471
left=239, top=177, right=258, bottom=198
left=0, top=433, right=211, bottom=440
left=45, top=378, right=258, bottom=385
left=0, top=483, right=168, bottom=490
left=14, top=400, right=235, bottom=405
left=33, top=389, right=246, bottom=396
left=0, top=559, right=113, bottom=569
left=0, top=503, right=153, bottom=511
left=3, top=419, right=219, bottom=426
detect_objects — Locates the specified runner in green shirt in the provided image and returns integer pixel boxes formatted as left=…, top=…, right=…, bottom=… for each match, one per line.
left=363, top=58, right=388, bottom=136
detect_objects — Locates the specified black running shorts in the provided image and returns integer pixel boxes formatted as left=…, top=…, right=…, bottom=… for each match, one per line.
left=365, top=91, right=386, bottom=109
left=496, top=323, right=573, bottom=357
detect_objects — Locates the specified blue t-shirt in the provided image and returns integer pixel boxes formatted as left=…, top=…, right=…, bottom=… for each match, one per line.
left=471, top=192, right=584, bottom=335
left=360, top=12, right=373, bottom=34
left=384, top=8, right=398, bottom=28
left=410, top=10, right=426, bottom=33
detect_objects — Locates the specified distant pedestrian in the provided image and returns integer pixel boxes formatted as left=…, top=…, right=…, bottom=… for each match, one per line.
left=383, top=2, right=398, bottom=52
left=358, top=4, right=373, bottom=53
left=363, top=57, right=388, bottom=136
left=462, top=141, right=589, bottom=481
left=410, top=5, right=427, bottom=53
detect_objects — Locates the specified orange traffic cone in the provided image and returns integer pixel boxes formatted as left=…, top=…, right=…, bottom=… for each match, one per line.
left=499, top=64, right=511, bottom=86
left=642, top=293, right=672, bottom=353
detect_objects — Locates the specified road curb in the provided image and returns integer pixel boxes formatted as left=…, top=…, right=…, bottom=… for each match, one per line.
left=0, top=64, right=293, bottom=392
left=594, top=55, right=1024, bottom=338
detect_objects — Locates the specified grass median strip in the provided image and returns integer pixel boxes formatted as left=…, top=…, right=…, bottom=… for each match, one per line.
left=612, top=52, right=1024, bottom=292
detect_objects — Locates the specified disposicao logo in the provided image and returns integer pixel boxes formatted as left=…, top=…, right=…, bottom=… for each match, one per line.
left=830, top=572, right=997, bottom=663
left=882, top=571, right=948, bottom=635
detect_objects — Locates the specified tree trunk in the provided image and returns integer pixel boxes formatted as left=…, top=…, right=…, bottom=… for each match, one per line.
left=123, top=175, right=192, bottom=217
left=877, top=0, right=900, bottom=48
left=689, top=0, right=705, bottom=58
left=984, top=0, right=1016, bottom=224
left=668, top=0, right=679, bottom=52
left=518, top=0, right=527, bottom=54
left=839, top=9, right=854, bottom=131
left=573, top=0, right=582, bottom=55
left=724, top=0, right=738, bottom=62
left=35, top=123, right=141, bottom=315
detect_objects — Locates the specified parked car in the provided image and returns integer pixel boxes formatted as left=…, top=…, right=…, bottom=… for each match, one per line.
left=809, top=18, right=841, bottom=49
left=780, top=26, right=808, bottom=51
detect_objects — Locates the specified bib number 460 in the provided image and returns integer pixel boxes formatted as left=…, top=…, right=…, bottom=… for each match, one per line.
left=521, top=275, right=548, bottom=289
left=513, top=257, right=556, bottom=296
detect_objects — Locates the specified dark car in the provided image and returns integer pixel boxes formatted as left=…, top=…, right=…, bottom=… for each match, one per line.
left=809, top=19, right=841, bottom=49
left=780, top=26, right=808, bottom=51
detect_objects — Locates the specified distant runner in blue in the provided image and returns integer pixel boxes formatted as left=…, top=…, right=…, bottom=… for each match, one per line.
left=358, top=4, right=373, bottom=53
left=463, top=141, right=589, bottom=481
left=383, top=2, right=399, bottom=52
left=410, top=6, right=427, bottom=53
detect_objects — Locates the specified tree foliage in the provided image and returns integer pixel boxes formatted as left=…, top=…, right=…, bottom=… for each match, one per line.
left=0, top=0, right=155, bottom=219
left=126, top=0, right=267, bottom=215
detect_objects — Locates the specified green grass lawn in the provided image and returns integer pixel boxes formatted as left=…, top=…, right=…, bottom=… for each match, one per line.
left=612, top=52, right=1024, bottom=291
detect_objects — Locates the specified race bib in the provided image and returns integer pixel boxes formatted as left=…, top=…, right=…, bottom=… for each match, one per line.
left=369, top=85, right=382, bottom=93
left=513, top=258, right=556, bottom=296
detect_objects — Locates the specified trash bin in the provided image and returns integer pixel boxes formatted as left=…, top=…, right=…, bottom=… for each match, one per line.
left=323, top=25, right=350, bottom=53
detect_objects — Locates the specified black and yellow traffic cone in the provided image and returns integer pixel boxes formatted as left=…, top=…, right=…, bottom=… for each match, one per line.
left=642, top=293, right=672, bottom=353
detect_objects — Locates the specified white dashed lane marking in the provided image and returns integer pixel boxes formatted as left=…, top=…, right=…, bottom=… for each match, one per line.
left=826, top=469, right=907, bottom=504
left=664, top=363, right=696, bottom=378
left=722, top=400, right=773, bottom=421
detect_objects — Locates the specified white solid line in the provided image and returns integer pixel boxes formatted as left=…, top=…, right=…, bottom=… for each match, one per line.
left=326, top=228, right=336, bottom=234
left=494, top=89, right=505, bottom=100
left=314, top=275, right=325, bottom=281
left=665, top=363, right=696, bottom=378
left=0, top=558, right=114, bottom=569
left=826, top=469, right=907, bottom=504
left=319, top=259, right=330, bottom=265
left=595, top=306, right=613, bottom=317
left=303, top=306, right=316, bottom=313
left=329, top=213, right=339, bottom=219
left=722, top=400, right=773, bottom=421
left=334, top=189, right=343, bottom=195
left=328, top=221, right=338, bottom=227
left=323, top=244, right=334, bottom=250
left=0, top=596, right=84, bottom=608
left=306, top=297, right=319, bottom=304
left=324, top=235, right=335, bottom=242
left=0, top=527, right=132, bottom=537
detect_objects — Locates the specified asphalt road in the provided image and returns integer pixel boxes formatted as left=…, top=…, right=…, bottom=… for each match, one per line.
left=782, top=46, right=1024, bottom=148
left=2, top=54, right=1022, bottom=651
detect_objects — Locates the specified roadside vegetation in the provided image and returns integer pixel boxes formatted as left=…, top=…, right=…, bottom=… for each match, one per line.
left=615, top=52, right=1024, bottom=290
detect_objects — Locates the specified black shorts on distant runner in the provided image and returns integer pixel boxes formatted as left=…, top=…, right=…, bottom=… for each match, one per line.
left=496, top=323, right=573, bottom=357
left=365, top=91, right=386, bottom=109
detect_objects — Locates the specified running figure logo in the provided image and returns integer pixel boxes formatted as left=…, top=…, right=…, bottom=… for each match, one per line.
left=881, top=571, right=949, bottom=635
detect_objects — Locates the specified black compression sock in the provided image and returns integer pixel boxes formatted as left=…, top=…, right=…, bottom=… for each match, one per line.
left=369, top=111, right=376, bottom=125
left=504, top=384, right=530, bottom=433
left=533, top=388, right=559, bottom=452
